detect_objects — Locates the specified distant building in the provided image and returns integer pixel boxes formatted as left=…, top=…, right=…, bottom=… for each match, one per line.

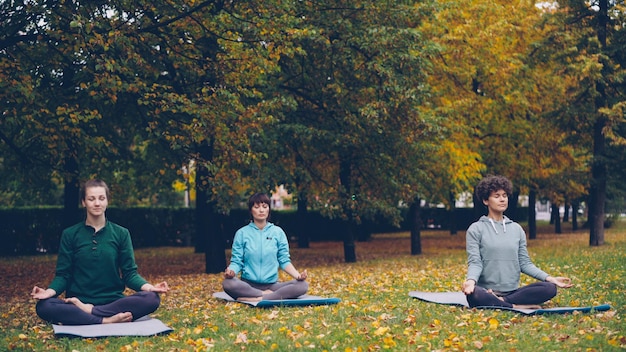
left=271, top=185, right=292, bottom=210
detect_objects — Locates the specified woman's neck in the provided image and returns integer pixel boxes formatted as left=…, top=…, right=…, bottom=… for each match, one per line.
left=86, top=216, right=106, bottom=231
left=254, top=219, right=267, bottom=230
left=488, top=213, right=504, bottom=222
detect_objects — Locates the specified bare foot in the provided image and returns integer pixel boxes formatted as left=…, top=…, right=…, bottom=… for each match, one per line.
left=486, top=290, right=506, bottom=302
left=102, top=312, right=133, bottom=324
left=237, top=296, right=263, bottom=302
left=512, top=304, right=542, bottom=309
left=64, top=297, right=94, bottom=314
left=262, top=290, right=273, bottom=294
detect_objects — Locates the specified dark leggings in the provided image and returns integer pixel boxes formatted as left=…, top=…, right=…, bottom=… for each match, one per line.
left=222, top=277, right=309, bottom=300
left=36, top=291, right=161, bottom=325
left=466, top=282, right=557, bottom=308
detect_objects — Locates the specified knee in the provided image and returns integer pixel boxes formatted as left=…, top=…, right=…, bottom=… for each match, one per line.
left=35, top=299, right=56, bottom=321
left=466, top=286, right=483, bottom=300
left=222, top=279, right=236, bottom=292
left=296, top=281, right=309, bottom=295
left=545, top=282, right=558, bottom=299
left=465, top=290, right=480, bottom=308
left=137, top=291, right=161, bottom=310
left=146, top=291, right=161, bottom=310
left=465, top=287, right=489, bottom=308
left=222, top=279, right=239, bottom=299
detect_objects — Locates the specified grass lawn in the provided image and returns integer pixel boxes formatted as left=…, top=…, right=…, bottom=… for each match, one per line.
left=1, top=220, right=624, bottom=351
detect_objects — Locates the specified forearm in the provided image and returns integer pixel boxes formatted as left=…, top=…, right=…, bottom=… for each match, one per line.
left=465, top=229, right=483, bottom=282
left=283, top=263, right=301, bottom=279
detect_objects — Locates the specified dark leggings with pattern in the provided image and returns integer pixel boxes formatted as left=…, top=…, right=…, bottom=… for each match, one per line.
left=36, top=291, right=160, bottom=325
left=466, top=282, right=557, bottom=308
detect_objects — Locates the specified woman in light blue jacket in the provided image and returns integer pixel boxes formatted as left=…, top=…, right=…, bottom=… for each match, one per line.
left=461, top=175, right=572, bottom=309
left=222, top=193, right=308, bottom=302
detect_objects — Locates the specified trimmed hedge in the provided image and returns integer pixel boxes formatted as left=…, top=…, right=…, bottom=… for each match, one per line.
left=0, top=206, right=528, bottom=256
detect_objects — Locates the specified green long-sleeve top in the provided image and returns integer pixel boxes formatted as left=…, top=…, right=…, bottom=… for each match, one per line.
left=48, top=221, right=148, bottom=305
left=466, top=215, right=549, bottom=292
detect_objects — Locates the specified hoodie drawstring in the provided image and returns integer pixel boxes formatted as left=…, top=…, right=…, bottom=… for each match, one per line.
left=489, top=218, right=506, bottom=234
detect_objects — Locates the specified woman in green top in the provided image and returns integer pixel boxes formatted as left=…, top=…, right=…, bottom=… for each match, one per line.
left=31, top=180, right=169, bottom=325
left=461, top=175, right=572, bottom=309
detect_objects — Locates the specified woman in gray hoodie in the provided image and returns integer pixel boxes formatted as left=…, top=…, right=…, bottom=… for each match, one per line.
left=461, top=175, right=572, bottom=309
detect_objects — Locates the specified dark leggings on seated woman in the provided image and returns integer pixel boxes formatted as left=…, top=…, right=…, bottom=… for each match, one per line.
left=223, top=278, right=309, bottom=300
left=466, top=282, right=557, bottom=308
left=36, top=291, right=160, bottom=325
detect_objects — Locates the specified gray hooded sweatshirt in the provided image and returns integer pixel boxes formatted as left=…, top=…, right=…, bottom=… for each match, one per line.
left=466, top=215, right=549, bottom=292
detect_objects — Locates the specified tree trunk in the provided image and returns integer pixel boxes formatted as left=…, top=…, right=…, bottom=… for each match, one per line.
left=62, top=152, right=81, bottom=229
left=572, top=201, right=579, bottom=231
left=589, top=129, right=607, bottom=246
left=339, top=159, right=356, bottom=263
left=562, top=202, right=570, bottom=222
left=449, top=192, right=457, bottom=235
left=295, top=152, right=310, bottom=249
left=528, top=189, right=537, bottom=240
left=551, top=203, right=562, bottom=234
left=194, top=143, right=226, bottom=274
left=472, top=192, right=484, bottom=220
left=204, top=199, right=225, bottom=274
left=342, top=224, right=357, bottom=263
left=194, top=168, right=207, bottom=254
left=590, top=0, right=608, bottom=246
left=296, top=191, right=310, bottom=248
left=506, top=190, right=520, bottom=221
left=409, top=197, right=422, bottom=255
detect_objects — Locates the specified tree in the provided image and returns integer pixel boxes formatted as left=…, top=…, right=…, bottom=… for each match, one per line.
left=542, top=0, right=626, bottom=245
left=0, top=1, right=298, bottom=273
left=1, top=1, right=158, bottom=225
left=422, top=0, right=594, bottom=241
left=130, top=0, right=310, bottom=272
left=257, top=0, right=445, bottom=262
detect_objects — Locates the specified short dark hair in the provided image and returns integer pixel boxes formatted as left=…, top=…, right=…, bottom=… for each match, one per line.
left=248, top=193, right=271, bottom=211
left=80, top=179, right=110, bottom=200
left=475, top=175, right=512, bottom=202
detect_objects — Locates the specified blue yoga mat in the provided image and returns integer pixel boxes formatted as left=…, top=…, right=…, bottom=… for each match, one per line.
left=213, top=291, right=341, bottom=307
left=409, top=291, right=611, bottom=315
left=52, top=316, right=173, bottom=337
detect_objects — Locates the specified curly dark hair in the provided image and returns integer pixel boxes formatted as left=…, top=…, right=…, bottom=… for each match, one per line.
left=475, top=175, right=512, bottom=202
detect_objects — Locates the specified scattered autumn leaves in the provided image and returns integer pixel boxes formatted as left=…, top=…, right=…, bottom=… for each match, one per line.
left=1, top=229, right=624, bottom=351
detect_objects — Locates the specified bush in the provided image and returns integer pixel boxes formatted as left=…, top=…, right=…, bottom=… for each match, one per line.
left=0, top=206, right=529, bottom=255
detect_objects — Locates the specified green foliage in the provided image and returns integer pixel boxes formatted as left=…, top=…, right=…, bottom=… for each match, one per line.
left=259, top=0, right=445, bottom=226
left=1, top=0, right=625, bottom=252
left=0, top=0, right=190, bottom=206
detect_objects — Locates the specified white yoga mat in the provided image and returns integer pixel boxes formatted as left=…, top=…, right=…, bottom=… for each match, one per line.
left=52, top=316, right=173, bottom=337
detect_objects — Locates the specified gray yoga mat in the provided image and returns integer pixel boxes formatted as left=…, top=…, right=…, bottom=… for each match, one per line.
left=409, top=291, right=611, bottom=315
left=213, top=291, right=341, bottom=308
left=52, top=316, right=173, bottom=337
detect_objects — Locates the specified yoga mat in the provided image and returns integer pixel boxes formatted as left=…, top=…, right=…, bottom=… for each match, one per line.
left=52, top=316, right=173, bottom=337
left=409, top=291, right=611, bottom=315
left=213, top=291, right=341, bottom=307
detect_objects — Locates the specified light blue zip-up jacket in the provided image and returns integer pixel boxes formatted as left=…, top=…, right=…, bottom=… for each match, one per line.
left=466, top=215, right=549, bottom=292
left=227, top=222, right=292, bottom=284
